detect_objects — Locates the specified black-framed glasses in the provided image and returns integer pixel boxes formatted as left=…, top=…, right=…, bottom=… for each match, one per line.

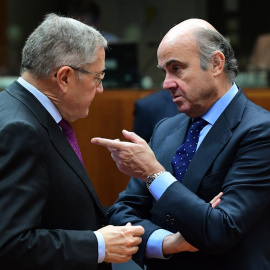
left=54, top=65, right=105, bottom=85
left=68, top=65, right=105, bottom=85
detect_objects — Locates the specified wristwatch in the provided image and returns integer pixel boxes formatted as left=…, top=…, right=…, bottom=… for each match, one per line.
left=146, top=170, right=167, bottom=189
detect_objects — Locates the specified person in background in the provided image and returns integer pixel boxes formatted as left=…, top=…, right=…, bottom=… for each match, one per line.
left=249, top=33, right=270, bottom=70
left=92, top=18, right=270, bottom=269
left=68, top=0, right=119, bottom=42
left=133, top=89, right=178, bottom=142
left=0, top=13, right=144, bottom=270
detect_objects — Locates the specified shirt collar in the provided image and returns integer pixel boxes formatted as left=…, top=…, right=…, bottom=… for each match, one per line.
left=201, top=82, right=238, bottom=125
left=17, top=77, right=62, bottom=123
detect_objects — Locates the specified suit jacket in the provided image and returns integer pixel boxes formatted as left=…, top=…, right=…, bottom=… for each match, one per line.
left=133, top=89, right=178, bottom=142
left=108, top=89, right=270, bottom=270
left=0, top=81, right=110, bottom=270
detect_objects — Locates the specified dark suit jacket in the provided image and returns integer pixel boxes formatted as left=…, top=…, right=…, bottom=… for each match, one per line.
left=133, top=89, right=178, bottom=142
left=108, top=89, right=270, bottom=270
left=0, top=81, right=110, bottom=270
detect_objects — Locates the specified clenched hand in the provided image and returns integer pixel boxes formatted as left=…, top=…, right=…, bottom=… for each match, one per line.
left=98, top=223, right=145, bottom=263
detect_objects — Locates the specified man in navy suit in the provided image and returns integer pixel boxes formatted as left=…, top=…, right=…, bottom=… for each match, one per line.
left=0, top=13, right=144, bottom=270
left=92, top=18, right=270, bottom=269
left=133, top=89, right=178, bottom=142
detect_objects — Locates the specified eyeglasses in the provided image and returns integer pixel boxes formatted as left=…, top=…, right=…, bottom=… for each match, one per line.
left=68, top=65, right=105, bottom=85
left=54, top=65, right=105, bottom=85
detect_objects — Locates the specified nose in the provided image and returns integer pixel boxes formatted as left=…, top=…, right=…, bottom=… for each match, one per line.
left=96, top=82, right=104, bottom=94
left=163, top=76, right=177, bottom=91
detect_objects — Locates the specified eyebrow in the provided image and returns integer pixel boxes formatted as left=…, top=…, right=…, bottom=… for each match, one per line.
left=165, top=59, right=182, bottom=67
left=157, top=59, right=183, bottom=70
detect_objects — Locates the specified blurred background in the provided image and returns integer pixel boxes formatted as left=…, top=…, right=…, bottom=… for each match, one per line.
left=1, top=1, right=270, bottom=269
left=1, top=0, right=270, bottom=89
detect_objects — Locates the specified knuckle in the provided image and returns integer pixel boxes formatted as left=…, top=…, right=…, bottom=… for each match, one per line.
left=123, top=255, right=132, bottom=263
left=133, top=246, right=139, bottom=254
left=125, top=238, right=134, bottom=247
left=136, top=236, right=142, bottom=245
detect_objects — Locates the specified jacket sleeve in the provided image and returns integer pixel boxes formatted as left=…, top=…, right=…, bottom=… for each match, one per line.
left=107, top=175, right=163, bottom=267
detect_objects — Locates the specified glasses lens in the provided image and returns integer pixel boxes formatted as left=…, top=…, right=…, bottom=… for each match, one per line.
left=97, top=72, right=104, bottom=85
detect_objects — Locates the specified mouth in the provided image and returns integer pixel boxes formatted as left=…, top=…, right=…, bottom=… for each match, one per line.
left=172, top=95, right=182, bottom=103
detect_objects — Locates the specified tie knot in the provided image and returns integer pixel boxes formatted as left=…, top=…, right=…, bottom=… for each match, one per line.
left=58, top=119, right=73, bottom=135
left=190, top=118, right=208, bottom=131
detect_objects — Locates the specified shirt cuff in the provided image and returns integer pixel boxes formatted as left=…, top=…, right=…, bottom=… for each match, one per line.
left=149, top=172, right=177, bottom=200
left=94, top=231, right=105, bottom=263
left=145, top=229, right=173, bottom=259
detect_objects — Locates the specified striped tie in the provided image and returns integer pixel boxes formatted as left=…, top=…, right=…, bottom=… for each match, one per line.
left=58, top=119, right=85, bottom=167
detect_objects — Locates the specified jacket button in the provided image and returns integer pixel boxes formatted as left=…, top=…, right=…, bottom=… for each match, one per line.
left=170, top=218, right=175, bottom=225
left=165, top=215, right=170, bottom=222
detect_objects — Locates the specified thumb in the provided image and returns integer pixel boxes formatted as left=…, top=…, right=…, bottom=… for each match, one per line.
left=122, top=129, right=145, bottom=145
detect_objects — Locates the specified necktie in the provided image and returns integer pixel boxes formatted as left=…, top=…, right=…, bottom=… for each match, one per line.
left=172, top=118, right=208, bottom=182
left=58, top=119, right=85, bottom=167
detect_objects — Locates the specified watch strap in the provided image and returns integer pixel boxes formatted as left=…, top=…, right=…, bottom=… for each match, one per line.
left=146, top=170, right=166, bottom=189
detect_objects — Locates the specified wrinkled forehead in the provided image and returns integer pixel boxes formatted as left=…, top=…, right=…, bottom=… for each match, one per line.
left=157, top=31, right=197, bottom=66
left=157, top=19, right=216, bottom=66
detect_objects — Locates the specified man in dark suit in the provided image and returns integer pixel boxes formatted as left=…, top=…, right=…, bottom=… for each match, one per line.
left=92, top=18, right=270, bottom=269
left=0, top=13, right=144, bottom=270
left=133, top=89, right=178, bottom=142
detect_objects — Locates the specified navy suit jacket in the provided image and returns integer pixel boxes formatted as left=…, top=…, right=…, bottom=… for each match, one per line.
left=133, top=89, right=178, bottom=142
left=108, top=89, right=270, bottom=270
left=0, top=82, right=110, bottom=270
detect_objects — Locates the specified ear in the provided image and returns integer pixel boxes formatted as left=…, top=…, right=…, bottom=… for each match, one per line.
left=55, top=66, right=73, bottom=94
left=211, top=51, right=225, bottom=77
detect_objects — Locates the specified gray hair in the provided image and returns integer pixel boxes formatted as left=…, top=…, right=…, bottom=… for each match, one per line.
left=193, top=28, right=238, bottom=82
left=21, top=13, right=107, bottom=78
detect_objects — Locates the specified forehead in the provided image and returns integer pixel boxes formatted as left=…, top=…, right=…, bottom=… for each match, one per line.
left=90, top=47, right=105, bottom=70
left=157, top=33, right=198, bottom=68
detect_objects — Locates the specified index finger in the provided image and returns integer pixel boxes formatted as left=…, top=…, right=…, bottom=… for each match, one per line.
left=91, top=137, right=125, bottom=150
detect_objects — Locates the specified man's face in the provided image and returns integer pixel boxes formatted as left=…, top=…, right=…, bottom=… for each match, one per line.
left=157, top=34, right=219, bottom=118
left=66, top=47, right=105, bottom=121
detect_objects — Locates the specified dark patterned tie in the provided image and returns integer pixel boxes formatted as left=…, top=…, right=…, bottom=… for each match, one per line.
left=172, top=118, right=208, bottom=182
left=58, top=119, right=85, bottom=167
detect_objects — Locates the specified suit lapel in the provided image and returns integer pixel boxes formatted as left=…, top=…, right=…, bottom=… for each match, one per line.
left=48, top=124, right=106, bottom=214
left=182, top=89, right=248, bottom=193
left=183, top=114, right=232, bottom=192
left=156, top=116, right=191, bottom=174
left=6, top=81, right=105, bottom=215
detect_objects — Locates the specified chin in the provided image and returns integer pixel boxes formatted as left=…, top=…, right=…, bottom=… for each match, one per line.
left=177, top=105, right=187, bottom=113
left=80, top=109, right=89, bottom=119
left=177, top=107, right=193, bottom=117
